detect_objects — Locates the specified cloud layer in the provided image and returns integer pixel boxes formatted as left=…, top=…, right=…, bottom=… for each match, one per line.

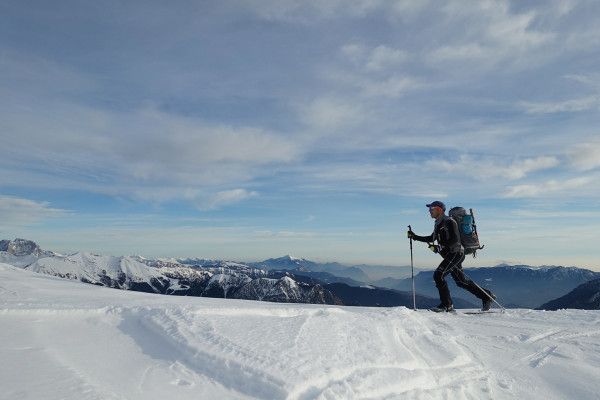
left=1, top=0, right=599, bottom=266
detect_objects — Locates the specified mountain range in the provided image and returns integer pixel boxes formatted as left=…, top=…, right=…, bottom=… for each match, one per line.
left=537, top=278, right=600, bottom=310
left=384, top=265, right=600, bottom=308
left=2, top=238, right=599, bottom=309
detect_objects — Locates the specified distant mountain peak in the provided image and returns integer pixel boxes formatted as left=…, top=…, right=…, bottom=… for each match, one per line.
left=0, top=238, right=50, bottom=257
left=275, top=255, right=305, bottom=262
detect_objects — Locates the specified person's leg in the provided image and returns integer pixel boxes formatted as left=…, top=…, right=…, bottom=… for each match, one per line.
left=451, top=264, right=496, bottom=310
left=433, top=267, right=452, bottom=307
left=452, top=264, right=487, bottom=300
left=433, top=252, right=464, bottom=308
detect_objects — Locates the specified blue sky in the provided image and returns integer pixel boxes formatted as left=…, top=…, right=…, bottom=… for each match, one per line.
left=1, top=0, right=599, bottom=270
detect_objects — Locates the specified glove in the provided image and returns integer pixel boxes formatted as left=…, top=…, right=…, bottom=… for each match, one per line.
left=407, top=230, right=415, bottom=239
left=428, top=244, right=439, bottom=254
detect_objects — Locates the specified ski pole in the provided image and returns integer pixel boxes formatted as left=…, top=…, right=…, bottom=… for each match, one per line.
left=408, top=225, right=416, bottom=311
left=461, top=269, right=506, bottom=313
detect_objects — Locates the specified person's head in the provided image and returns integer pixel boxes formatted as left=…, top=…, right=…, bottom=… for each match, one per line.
left=426, top=201, right=446, bottom=219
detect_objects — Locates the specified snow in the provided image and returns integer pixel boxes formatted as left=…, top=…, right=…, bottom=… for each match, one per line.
left=1, top=263, right=600, bottom=400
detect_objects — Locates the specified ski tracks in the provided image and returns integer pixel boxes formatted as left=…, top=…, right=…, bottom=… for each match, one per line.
left=114, top=304, right=600, bottom=400
left=451, top=309, right=600, bottom=399
left=119, top=305, right=289, bottom=400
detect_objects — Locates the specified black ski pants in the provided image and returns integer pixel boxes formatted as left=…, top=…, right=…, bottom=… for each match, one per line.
left=434, top=251, right=488, bottom=307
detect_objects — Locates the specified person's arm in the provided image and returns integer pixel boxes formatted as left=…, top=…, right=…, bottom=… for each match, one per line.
left=409, top=230, right=433, bottom=243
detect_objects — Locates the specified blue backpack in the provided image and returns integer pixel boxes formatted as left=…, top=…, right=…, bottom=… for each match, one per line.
left=449, top=207, right=483, bottom=256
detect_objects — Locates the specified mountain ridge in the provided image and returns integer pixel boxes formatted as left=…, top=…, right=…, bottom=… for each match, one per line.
left=2, top=238, right=599, bottom=309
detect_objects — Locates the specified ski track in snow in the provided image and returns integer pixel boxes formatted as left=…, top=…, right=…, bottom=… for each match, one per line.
left=2, top=264, right=600, bottom=400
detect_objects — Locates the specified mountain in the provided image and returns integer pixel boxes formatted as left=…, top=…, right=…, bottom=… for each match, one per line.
left=387, top=264, right=600, bottom=308
left=5, top=238, right=600, bottom=310
left=13, top=248, right=342, bottom=306
left=280, top=268, right=364, bottom=286
left=537, top=278, right=600, bottom=310
left=233, top=276, right=342, bottom=304
left=0, top=238, right=53, bottom=257
left=247, top=255, right=371, bottom=282
left=0, top=238, right=58, bottom=270
left=249, top=255, right=318, bottom=270
left=323, top=283, right=476, bottom=309
left=2, top=241, right=444, bottom=308
left=352, top=264, right=427, bottom=281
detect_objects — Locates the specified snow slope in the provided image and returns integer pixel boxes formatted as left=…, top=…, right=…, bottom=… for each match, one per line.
left=1, top=263, right=599, bottom=400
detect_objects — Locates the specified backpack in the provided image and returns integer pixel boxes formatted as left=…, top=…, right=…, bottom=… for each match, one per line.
left=449, top=207, right=483, bottom=256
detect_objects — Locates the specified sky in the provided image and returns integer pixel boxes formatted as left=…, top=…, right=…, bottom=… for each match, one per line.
left=1, top=0, right=599, bottom=270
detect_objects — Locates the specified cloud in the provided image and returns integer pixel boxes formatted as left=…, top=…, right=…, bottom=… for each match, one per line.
left=341, top=43, right=409, bottom=72
left=301, top=97, right=366, bottom=131
left=0, top=99, right=301, bottom=203
left=0, top=196, right=68, bottom=226
left=253, top=230, right=316, bottom=238
left=519, top=96, right=599, bottom=114
left=199, top=189, right=259, bottom=210
left=427, top=155, right=560, bottom=181
left=251, top=0, right=384, bottom=23
left=425, top=1, right=555, bottom=70
left=567, top=138, right=600, bottom=171
left=519, top=74, right=600, bottom=114
left=501, top=176, right=593, bottom=198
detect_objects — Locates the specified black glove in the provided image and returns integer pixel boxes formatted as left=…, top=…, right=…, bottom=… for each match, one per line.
left=428, top=244, right=439, bottom=254
left=407, top=230, right=415, bottom=239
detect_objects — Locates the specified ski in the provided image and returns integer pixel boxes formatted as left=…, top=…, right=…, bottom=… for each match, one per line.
left=462, top=311, right=500, bottom=315
left=428, top=307, right=456, bottom=313
left=428, top=309, right=501, bottom=315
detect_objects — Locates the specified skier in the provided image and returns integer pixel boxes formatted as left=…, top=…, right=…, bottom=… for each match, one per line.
left=408, top=201, right=496, bottom=312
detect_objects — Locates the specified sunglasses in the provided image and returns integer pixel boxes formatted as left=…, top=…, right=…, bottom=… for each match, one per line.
left=429, top=206, right=442, bottom=211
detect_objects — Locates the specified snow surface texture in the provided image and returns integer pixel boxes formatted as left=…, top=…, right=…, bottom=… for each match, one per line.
left=1, top=264, right=599, bottom=400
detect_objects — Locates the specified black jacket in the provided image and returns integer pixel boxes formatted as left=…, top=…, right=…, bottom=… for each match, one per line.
left=412, top=215, right=463, bottom=254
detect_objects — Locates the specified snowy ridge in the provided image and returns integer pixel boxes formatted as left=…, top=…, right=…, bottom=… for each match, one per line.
left=1, top=263, right=599, bottom=400
left=26, top=252, right=168, bottom=292
left=3, top=238, right=600, bottom=309
left=0, top=238, right=55, bottom=257
left=0, top=239, right=57, bottom=267
left=19, top=250, right=342, bottom=305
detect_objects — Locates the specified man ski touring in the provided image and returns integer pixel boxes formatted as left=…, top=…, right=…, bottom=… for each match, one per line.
left=408, top=201, right=496, bottom=312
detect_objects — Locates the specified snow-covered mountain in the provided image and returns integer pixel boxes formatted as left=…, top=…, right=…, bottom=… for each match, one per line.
left=26, top=252, right=172, bottom=293
left=247, top=255, right=372, bottom=282
left=24, top=252, right=342, bottom=305
left=2, top=263, right=600, bottom=400
left=248, top=255, right=318, bottom=270
left=3, top=238, right=600, bottom=310
left=1, top=239, right=342, bottom=306
left=0, top=238, right=57, bottom=267
left=0, top=238, right=54, bottom=257
left=538, top=278, right=600, bottom=310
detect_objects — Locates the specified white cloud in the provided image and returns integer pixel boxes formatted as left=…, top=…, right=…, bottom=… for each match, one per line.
left=501, top=176, right=593, bottom=198
left=349, top=44, right=409, bottom=72
left=301, top=97, right=365, bottom=131
left=0, top=100, right=301, bottom=203
left=425, top=1, right=555, bottom=70
left=427, top=155, right=560, bottom=181
left=252, top=0, right=384, bottom=23
left=519, top=96, right=599, bottom=114
left=0, top=196, right=67, bottom=226
left=428, top=43, right=486, bottom=63
left=567, top=138, right=600, bottom=171
left=519, top=74, right=600, bottom=114
left=252, top=230, right=316, bottom=238
left=197, top=189, right=258, bottom=210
